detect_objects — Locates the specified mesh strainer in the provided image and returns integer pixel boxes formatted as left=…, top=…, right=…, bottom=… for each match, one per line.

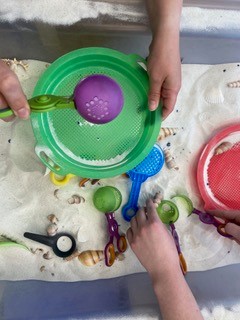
left=197, top=124, right=240, bottom=211
left=31, top=47, right=161, bottom=179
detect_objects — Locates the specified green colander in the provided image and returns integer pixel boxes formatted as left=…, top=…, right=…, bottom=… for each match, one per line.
left=31, top=47, right=161, bottom=179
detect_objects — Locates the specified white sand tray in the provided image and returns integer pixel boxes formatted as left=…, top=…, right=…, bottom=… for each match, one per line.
left=0, top=59, right=240, bottom=282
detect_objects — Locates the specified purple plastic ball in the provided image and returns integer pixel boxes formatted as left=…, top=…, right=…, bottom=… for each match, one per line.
left=73, top=74, right=124, bottom=124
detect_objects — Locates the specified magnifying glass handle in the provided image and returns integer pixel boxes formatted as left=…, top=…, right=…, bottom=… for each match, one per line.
left=24, top=232, right=55, bottom=248
left=0, top=95, right=75, bottom=119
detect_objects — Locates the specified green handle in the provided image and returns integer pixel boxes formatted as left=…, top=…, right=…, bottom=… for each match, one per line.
left=127, top=54, right=148, bottom=71
left=0, top=95, right=75, bottom=119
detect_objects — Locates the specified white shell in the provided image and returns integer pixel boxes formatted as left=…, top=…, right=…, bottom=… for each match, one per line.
left=163, top=149, right=179, bottom=170
left=157, top=128, right=178, bottom=141
left=204, top=87, right=224, bottom=104
left=214, top=141, right=232, bottom=155
left=227, top=80, right=240, bottom=88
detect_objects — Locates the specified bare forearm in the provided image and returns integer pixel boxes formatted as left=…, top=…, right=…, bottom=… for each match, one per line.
left=145, top=0, right=182, bottom=36
left=151, top=268, right=203, bottom=320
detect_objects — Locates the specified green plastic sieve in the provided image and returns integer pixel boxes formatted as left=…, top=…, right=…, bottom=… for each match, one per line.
left=31, top=47, right=161, bottom=179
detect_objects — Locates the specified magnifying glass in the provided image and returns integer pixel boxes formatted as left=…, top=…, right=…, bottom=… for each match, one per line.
left=24, top=232, right=76, bottom=258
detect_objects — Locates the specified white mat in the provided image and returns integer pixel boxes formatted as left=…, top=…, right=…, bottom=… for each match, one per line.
left=0, top=59, right=240, bottom=284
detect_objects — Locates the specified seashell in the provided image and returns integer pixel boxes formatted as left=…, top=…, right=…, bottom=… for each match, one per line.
left=68, top=197, right=75, bottom=204
left=43, top=251, right=52, bottom=260
left=227, top=80, right=240, bottom=88
left=53, top=189, right=59, bottom=199
left=78, top=250, right=104, bottom=266
left=47, top=224, right=58, bottom=236
left=31, top=248, right=44, bottom=254
left=153, top=192, right=163, bottom=207
left=1, top=58, right=28, bottom=72
left=47, top=214, right=58, bottom=224
left=91, top=179, right=100, bottom=185
left=204, top=87, right=224, bottom=104
left=79, top=178, right=90, bottom=187
left=157, top=128, right=178, bottom=141
left=214, top=141, right=233, bottom=155
left=40, top=266, right=46, bottom=272
left=115, top=252, right=125, bottom=261
left=163, top=149, right=179, bottom=170
left=68, top=195, right=85, bottom=204
left=64, top=251, right=80, bottom=261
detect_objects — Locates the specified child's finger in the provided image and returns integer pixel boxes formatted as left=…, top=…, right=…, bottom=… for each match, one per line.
left=146, top=199, right=159, bottom=221
left=225, top=223, right=240, bottom=242
left=136, top=207, right=147, bottom=226
left=209, top=210, right=240, bottom=223
left=130, top=216, right=138, bottom=233
left=126, top=227, right=133, bottom=244
left=148, top=77, right=162, bottom=111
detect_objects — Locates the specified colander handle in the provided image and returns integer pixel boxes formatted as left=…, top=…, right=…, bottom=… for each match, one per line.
left=127, top=54, right=148, bottom=72
left=122, top=179, right=143, bottom=222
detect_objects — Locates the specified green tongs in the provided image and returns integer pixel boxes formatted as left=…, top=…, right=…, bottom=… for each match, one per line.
left=0, top=95, right=75, bottom=119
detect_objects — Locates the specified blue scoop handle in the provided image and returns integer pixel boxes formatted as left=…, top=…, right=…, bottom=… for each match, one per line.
left=122, top=175, right=146, bottom=222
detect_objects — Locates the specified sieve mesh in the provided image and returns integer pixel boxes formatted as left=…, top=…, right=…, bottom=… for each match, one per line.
left=31, top=48, right=161, bottom=178
left=207, top=142, right=240, bottom=210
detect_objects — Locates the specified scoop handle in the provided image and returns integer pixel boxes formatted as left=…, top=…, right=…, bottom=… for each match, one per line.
left=122, top=176, right=144, bottom=222
left=0, top=95, right=75, bottom=119
left=24, top=232, right=55, bottom=248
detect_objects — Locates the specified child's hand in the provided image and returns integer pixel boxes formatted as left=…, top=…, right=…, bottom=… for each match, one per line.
left=147, top=33, right=181, bottom=120
left=210, top=211, right=240, bottom=244
left=126, top=199, right=180, bottom=281
left=0, top=60, right=30, bottom=121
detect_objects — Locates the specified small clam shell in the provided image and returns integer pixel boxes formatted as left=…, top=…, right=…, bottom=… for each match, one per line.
left=40, top=266, right=46, bottom=272
left=47, top=214, right=58, bottom=224
left=204, top=87, right=224, bottom=104
left=72, top=195, right=81, bottom=204
left=43, top=251, right=52, bottom=260
left=68, top=197, right=75, bottom=204
left=47, top=224, right=58, bottom=236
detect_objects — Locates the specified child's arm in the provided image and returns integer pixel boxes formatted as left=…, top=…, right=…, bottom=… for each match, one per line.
left=0, top=60, right=30, bottom=121
left=127, top=199, right=203, bottom=320
left=145, top=0, right=182, bottom=119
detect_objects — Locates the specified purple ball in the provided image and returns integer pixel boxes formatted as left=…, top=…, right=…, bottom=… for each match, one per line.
left=73, top=74, right=124, bottom=124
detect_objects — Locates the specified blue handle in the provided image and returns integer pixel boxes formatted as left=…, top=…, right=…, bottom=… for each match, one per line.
left=122, top=177, right=143, bottom=222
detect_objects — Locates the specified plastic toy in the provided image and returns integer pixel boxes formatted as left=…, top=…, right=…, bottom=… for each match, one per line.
left=93, top=186, right=127, bottom=267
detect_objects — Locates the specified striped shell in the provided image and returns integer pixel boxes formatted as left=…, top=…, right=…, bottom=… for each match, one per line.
left=78, top=250, right=104, bottom=266
left=163, top=149, right=179, bottom=170
left=214, top=141, right=232, bottom=155
left=227, top=80, right=240, bottom=88
left=157, top=128, right=178, bottom=141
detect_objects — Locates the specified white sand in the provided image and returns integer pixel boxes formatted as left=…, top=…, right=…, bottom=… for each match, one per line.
left=0, top=59, right=240, bottom=284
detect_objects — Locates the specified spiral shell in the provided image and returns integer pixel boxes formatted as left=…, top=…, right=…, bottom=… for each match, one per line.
left=163, top=149, right=179, bottom=170
left=157, top=128, right=178, bottom=141
left=78, top=250, right=104, bottom=266
left=227, top=80, right=240, bottom=88
left=214, top=141, right=232, bottom=155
